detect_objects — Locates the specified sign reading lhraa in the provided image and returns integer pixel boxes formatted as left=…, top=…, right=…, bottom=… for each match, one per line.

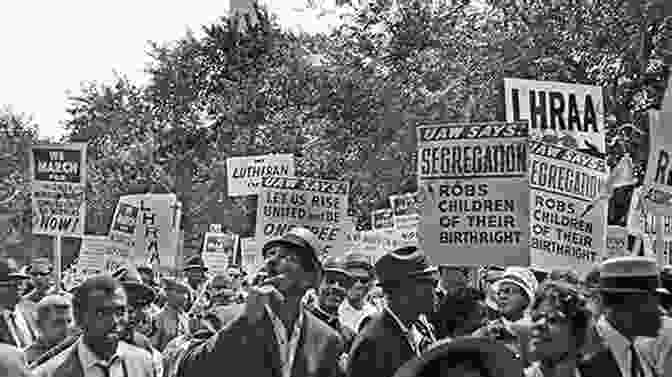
left=418, top=121, right=529, bottom=266
left=504, top=78, right=605, bottom=153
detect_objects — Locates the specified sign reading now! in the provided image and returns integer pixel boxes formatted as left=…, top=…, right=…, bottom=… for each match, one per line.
left=29, top=143, right=87, bottom=236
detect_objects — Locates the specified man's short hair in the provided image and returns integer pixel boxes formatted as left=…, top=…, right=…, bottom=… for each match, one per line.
left=72, top=275, right=124, bottom=324
left=35, top=295, right=71, bottom=327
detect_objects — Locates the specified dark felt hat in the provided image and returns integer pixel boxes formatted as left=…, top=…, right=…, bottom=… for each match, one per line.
left=599, top=256, right=659, bottom=294
left=374, top=246, right=437, bottom=287
left=183, top=255, right=209, bottom=272
left=322, top=256, right=351, bottom=277
left=262, top=227, right=322, bottom=274
left=343, top=251, right=374, bottom=279
left=112, top=266, right=156, bottom=305
left=393, top=337, right=524, bottom=377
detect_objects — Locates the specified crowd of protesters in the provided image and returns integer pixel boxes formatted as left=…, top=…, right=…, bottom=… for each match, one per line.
left=1, top=226, right=672, bottom=377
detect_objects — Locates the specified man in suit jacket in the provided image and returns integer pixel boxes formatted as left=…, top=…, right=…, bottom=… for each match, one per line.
left=177, top=227, right=344, bottom=377
left=152, top=278, right=191, bottom=351
left=33, top=275, right=154, bottom=377
left=0, top=258, right=32, bottom=348
left=579, top=257, right=665, bottom=377
left=347, top=246, right=439, bottom=377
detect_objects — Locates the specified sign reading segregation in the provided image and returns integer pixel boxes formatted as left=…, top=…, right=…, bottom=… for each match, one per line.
left=528, top=139, right=607, bottom=274
left=29, top=143, right=87, bottom=236
left=255, top=176, right=349, bottom=256
left=417, top=121, right=530, bottom=266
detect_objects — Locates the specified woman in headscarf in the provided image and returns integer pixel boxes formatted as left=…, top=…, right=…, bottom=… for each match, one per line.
left=526, top=281, right=592, bottom=377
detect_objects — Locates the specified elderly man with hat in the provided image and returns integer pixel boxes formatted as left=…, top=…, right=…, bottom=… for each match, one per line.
left=580, top=256, right=671, bottom=377
left=177, top=227, right=344, bottom=377
left=347, top=246, right=439, bottom=377
left=0, top=258, right=33, bottom=348
left=338, top=251, right=378, bottom=334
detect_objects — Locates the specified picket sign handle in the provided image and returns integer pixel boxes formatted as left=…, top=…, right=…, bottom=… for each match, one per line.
left=54, top=235, right=62, bottom=294
left=656, top=214, right=665, bottom=267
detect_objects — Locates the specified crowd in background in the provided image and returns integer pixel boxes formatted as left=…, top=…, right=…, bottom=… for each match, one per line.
left=1, top=226, right=672, bottom=377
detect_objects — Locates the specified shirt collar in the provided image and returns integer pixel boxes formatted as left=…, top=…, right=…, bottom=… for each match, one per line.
left=596, top=315, right=632, bottom=351
left=78, top=339, right=126, bottom=369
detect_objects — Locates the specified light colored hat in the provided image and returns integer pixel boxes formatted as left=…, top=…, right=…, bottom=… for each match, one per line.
left=599, top=256, right=659, bottom=293
left=262, top=227, right=323, bottom=273
left=494, top=266, right=538, bottom=309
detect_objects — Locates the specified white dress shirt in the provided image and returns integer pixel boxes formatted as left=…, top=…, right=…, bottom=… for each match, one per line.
left=338, top=299, right=377, bottom=333
left=596, top=316, right=656, bottom=377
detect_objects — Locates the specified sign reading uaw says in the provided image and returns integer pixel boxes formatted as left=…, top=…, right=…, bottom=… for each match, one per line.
left=29, top=143, right=87, bottom=236
left=417, top=121, right=529, bottom=266
left=256, top=176, right=349, bottom=256
left=528, top=139, right=607, bottom=274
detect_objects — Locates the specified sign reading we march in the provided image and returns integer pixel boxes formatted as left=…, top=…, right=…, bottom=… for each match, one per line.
left=29, top=143, right=87, bottom=236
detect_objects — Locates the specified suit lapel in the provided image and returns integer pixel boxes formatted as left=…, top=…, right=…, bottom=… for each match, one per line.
left=53, top=345, right=85, bottom=377
left=262, top=313, right=284, bottom=377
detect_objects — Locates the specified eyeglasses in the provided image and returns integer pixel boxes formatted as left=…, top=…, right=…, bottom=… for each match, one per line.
left=354, top=277, right=372, bottom=285
left=498, top=286, right=524, bottom=296
left=325, top=275, right=353, bottom=288
left=31, top=271, right=52, bottom=277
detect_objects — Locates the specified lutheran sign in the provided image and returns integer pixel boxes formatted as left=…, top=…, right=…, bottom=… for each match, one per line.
left=504, top=78, right=605, bottom=153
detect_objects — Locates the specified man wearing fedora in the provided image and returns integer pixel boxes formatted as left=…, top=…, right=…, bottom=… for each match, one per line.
left=580, top=257, right=666, bottom=377
left=0, top=258, right=33, bottom=348
left=347, top=246, right=439, bottom=377
left=177, top=227, right=344, bottom=377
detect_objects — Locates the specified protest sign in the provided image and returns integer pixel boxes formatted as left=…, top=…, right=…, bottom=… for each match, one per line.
left=347, top=229, right=403, bottom=262
left=371, top=209, right=394, bottom=230
left=645, top=110, right=672, bottom=201
left=417, top=121, right=529, bottom=266
left=78, top=235, right=131, bottom=275
left=240, top=237, right=261, bottom=274
left=255, top=176, right=349, bottom=256
left=109, top=194, right=182, bottom=270
left=605, top=226, right=629, bottom=259
left=29, top=143, right=86, bottom=235
left=504, top=78, right=605, bottom=153
left=528, top=139, right=608, bottom=274
left=226, top=154, right=295, bottom=196
left=202, top=232, right=239, bottom=274
left=389, top=193, right=420, bottom=246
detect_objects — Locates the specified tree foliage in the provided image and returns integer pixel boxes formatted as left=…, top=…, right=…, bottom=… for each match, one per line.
left=60, top=0, right=671, bottom=252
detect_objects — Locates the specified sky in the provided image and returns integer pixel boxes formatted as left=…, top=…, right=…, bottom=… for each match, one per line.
left=0, top=0, right=338, bottom=140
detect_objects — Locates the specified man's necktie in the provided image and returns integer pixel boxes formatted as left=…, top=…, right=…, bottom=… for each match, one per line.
left=630, top=343, right=644, bottom=377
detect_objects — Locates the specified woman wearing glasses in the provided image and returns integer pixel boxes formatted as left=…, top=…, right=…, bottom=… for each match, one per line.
left=526, top=281, right=592, bottom=377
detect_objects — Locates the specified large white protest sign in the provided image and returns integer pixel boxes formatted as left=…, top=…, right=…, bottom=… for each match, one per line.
left=255, top=176, right=349, bottom=256
left=529, top=139, right=608, bottom=274
left=226, top=154, right=295, bottom=196
left=109, top=194, right=182, bottom=270
left=202, top=232, right=239, bottom=274
left=78, top=235, right=131, bottom=275
left=417, top=121, right=529, bottom=266
left=505, top=78, right=605, bottom=153
left=29, top=143, right=87, bottom=235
